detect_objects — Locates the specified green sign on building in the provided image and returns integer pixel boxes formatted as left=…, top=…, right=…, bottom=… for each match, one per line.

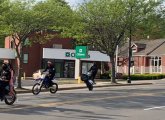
left=75, top=46, right=88, bottom=59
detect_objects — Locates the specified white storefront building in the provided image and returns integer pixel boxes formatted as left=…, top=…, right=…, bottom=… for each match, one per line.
left=0, top=48, right=15, bottom=60
left=43, top=48, right=110, bottom=79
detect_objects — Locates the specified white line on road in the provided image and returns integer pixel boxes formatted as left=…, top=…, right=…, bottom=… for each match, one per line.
left=144, top=106, right=165, bottom=111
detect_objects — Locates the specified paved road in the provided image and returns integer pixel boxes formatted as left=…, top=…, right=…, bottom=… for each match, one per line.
left=1, top=80, right=165, bottom=120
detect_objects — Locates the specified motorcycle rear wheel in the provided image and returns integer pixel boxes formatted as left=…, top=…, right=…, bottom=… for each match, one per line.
left=4, top=90, right=16, bottom=105
left=50, top=83, right=58, bottom=94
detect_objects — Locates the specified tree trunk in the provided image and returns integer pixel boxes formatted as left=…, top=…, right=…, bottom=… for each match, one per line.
left=15, top=45, right=23, bottom=89
left=17, top=58, right=22, bottom=89
left=110, top=55, right=116, bottom=83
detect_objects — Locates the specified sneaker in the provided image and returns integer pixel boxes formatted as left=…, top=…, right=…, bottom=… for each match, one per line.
left=45, top=84, right=49, bottom=88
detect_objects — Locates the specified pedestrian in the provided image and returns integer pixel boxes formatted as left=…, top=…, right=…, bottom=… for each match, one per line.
left=88, top=62, right=98, bottom=84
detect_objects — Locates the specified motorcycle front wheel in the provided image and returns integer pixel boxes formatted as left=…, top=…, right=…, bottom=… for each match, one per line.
left=32, top=83, right=42, bottom=95
left=86, top=81, right=93, bottom=91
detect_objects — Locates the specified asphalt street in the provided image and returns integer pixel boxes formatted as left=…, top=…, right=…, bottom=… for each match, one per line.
left=1, top=80, right=165, bottom=120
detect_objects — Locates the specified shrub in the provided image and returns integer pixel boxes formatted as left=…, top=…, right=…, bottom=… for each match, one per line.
left=122, top=74, right=165, bottom=80
left=100, top=72, right=111, bottom=79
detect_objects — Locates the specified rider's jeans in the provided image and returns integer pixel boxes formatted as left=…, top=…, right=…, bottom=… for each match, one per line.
left=0, top=81, right=9, bottom=99
left=44, top=77, right=52, bottom=87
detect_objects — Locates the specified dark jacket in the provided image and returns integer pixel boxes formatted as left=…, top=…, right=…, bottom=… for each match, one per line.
left=0, top=69, right=11, bottom=82
left=43, top=65, right=55, bottom=79
left=89, top=64, right=98, bottom=74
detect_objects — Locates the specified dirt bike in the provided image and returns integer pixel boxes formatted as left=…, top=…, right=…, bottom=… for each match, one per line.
left=0, top=79, right=17, bottom=105
left=32, top=72, right=58, bottom=95
left=81, top=72, right=94, bottom=91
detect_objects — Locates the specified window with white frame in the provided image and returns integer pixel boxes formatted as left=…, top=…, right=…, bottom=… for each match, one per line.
left=23, top=54, right=28, bottom=63
left=150, top=56, right=161, bottom=73
left=131, top=45, right=137, bottom=53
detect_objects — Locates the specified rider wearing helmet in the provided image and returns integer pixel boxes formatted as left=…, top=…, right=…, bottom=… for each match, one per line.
left=0, top=63, right=11, bottom=100
left=88, top=62, right=98, bottom=84
left=43, top=61, right=55, bottom=87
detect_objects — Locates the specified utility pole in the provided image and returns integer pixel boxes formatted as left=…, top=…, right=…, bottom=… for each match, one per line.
left=115, top=45, right=119, bottom=73
left=127, top=29, right=132, bottom=83
left=127, top=5, right=133, bottom=84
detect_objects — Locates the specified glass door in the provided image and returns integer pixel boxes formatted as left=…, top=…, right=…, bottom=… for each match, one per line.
left=55, top=62, right=63, bottom=78
left=64, top=61, right=75, bottom=78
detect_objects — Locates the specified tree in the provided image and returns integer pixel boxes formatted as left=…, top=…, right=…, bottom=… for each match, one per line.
left=125, top=0, right=165, bottom=40
left=0, top=0, right=74, bottom=88
left=70, top=0, right=164, bottom=83
left=0, top=0, right=9, bottom=47
left=133, top=1, right=165, bottom=39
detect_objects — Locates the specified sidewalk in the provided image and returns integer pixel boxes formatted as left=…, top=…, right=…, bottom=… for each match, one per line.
left=15, top=80, right=153, bottom=94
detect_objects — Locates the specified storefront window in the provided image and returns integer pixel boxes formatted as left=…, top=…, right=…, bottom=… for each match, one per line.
left=64, top=61, right=75, bottom=78
left=55, top=62, right=63, bottom=78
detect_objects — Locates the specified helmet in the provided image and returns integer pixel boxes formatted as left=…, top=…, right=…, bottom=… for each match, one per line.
left=2, top=63, right=8, bottom=70
left=47, top=61, right=52, bottom=64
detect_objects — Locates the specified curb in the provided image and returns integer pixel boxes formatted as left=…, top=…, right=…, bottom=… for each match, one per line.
left=15, top=82, right=153, bottom=94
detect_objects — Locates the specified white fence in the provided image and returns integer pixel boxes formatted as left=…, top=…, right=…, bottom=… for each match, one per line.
left=117, top=66, right=164, bottom=74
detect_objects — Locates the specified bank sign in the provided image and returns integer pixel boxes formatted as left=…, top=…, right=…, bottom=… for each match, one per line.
left=65, top=52, right=90, bottom=58
left=75, top=46, right=88, bottom=59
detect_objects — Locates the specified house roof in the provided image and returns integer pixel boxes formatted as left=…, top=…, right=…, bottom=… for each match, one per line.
left=118, top=39, right=165, bottom=57
left=133, top=43, right=146, bottom=49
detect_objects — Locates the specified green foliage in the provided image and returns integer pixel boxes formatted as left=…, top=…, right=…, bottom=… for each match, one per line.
left=68, top=0, right=164, bottom=83
left=122, top=74, right=165, bottom=80
left=0, top=0, right=74, bottom=88
left=130, top=0, right=165, bottom=39
left=33, top=0, right=74, bottom=32
left=100, top=71, right=111, bottom=79
left=71, top=0, right=128, bottom=53
left=0, top=0, right=74, bottom=43
left=0, top=35, right=5, bottom=47
left=0, top=0, right=10, bottom=47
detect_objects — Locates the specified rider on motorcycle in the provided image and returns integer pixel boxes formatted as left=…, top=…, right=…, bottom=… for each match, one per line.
left=43, top=61, right=55, bottom=87
left=88, top=62, right=98, bottom=84
left=0, top=63, right=11, bottom=101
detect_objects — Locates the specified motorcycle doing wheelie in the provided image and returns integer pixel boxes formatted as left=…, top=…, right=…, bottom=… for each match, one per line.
left=32, top=72, right=58, bottom=95
left=81, top=72, right=94, bottom=91
left=0, top=78, right=17, bottom=105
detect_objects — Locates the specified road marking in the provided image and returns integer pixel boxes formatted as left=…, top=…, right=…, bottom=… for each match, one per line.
left=0, top=92, right=155, bottom=112
left=144, top=106, right=165, bottom=111
left=39, top=93, right=152, bottom=107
